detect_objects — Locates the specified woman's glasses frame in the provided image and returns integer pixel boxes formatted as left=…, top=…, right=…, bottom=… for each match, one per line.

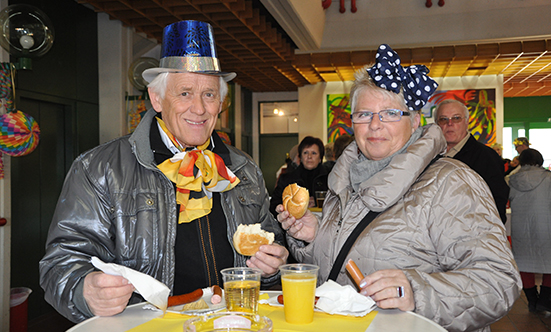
left=351, top=109, right=411, bottom=124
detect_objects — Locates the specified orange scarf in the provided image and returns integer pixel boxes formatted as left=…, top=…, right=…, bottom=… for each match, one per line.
left=156, top=118, right=240, bottom=223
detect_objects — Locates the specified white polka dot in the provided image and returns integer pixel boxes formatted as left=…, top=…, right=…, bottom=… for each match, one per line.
left=381, top=84, right=387, bottom=89
left=391, top=82, right=398, bottom=88
left=425, top=86, right=431, bottom=92
left=416, top=90, right=421, bottom=96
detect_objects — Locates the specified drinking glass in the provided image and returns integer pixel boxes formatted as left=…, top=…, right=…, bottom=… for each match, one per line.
left=221, top=267, right=262, bottom=314
left=279, top=264, right=319, bottom=324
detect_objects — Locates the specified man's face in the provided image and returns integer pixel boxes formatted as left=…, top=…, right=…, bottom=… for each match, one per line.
left=436, top=103, right=469, bottom=149
left=515, top=144, right=528, bottom=154
left=149, top=73, right=221, bottom=148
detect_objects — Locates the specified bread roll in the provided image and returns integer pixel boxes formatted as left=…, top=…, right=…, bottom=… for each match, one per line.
left=282, top=183, right=309, bottom=219
left=233, top=224, right=275, bottom=256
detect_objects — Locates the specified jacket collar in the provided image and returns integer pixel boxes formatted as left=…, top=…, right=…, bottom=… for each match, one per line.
left=329, top=123, right=446, bottom=211
left=129, top=108, right=243, bottom=171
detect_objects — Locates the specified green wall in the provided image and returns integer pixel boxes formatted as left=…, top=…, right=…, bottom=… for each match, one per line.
left=504, top=96, right=551, bottom=126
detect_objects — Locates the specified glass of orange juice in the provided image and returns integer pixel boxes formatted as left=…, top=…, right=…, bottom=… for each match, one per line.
left=279, top=264, right=319, bottom=324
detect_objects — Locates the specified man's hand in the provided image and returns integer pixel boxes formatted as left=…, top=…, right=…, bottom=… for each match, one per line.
left=83, top=271, right=135, bottom=317
left=276, top=204, right=318, bottom=243
left=246, top=243, right=288, bottom=277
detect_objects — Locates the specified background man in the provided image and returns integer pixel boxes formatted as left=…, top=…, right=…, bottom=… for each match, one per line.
left=39, top=20, right=287, bottom=323
left=435, top=99, right=509, bottom=224
left=506, top=137, right=531, bottom=183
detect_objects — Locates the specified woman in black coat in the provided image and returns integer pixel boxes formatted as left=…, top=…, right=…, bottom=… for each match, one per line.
left=269, top=136, right=329, bottom=217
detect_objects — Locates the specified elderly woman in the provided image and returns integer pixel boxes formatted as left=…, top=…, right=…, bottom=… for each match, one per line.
left=509, top=148, right=551, bottom=312
left=276, top=44, right=521, bottom=332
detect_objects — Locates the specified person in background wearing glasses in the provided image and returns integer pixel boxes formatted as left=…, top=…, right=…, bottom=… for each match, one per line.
left=276, top=44, right=520, bottom=332
left=434, top=99, right=509, bottom=224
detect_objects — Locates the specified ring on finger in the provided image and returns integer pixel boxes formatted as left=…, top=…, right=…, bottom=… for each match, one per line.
left=397, top=286, right=405, bottom=298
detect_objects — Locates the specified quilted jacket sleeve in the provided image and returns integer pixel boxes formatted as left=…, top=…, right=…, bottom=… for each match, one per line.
left=404, top=160, right=521, bottom=332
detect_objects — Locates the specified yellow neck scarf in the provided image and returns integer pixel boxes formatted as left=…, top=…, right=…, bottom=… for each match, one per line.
left=156, top=118, right=240, bottom=223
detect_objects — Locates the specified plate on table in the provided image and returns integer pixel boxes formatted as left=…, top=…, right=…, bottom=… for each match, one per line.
left=167, top=290, right=225, bottom=315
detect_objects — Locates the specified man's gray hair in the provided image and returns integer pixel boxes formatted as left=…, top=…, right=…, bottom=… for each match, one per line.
left=434, top=99, right=469, bottom=120
left=147, top=72, right=228, bottom=103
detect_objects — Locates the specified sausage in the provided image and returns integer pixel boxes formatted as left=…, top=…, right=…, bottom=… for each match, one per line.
left=277, top=294, right=319, bottom=305
left=167, top=288, right=204, bottom=307
left=345, top=259, right=363, bottom=288
left=211, top=285, right=223, bottom=304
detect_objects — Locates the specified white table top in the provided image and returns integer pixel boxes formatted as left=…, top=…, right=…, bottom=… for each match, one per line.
left=67, top=291, right=446, bottom=332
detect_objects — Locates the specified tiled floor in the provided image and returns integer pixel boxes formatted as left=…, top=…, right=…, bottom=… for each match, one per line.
left=28, top=284, right=551, bottom=332
left=491, top=290, right=551, bottom=332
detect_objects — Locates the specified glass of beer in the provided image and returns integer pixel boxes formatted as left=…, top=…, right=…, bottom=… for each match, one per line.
left=221, top=267, right=262, bottom=314
left=279, top=264, right=319, bottom=324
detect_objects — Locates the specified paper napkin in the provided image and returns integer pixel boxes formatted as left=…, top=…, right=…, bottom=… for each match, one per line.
left=315, top=280, right=376, bottom=316
left=91, top=257, right=170, bottom=312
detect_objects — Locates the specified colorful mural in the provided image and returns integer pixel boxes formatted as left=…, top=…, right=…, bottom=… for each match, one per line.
left=327, top=94, right=353, bottom=143
left=328, top=89, right=496, bottom=146
left=425, top=89, right=496, bottom=146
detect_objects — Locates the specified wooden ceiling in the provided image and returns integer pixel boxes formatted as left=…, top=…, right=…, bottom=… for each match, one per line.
left=78, top=0, right=551, bottom=97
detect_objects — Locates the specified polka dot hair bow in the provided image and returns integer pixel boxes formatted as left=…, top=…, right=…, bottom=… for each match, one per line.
left=367, top=44, right=439, bottom=111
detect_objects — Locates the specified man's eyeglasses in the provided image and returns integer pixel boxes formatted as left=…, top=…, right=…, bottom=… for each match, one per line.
left=437, top=116, right=464, bottom=126
left=351, top=109, right=410, bottom=124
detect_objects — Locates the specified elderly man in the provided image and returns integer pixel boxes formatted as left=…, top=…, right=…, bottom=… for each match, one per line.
left=39, top=20, right=287, bottom=323
left=435, top=99, right=509, bottom=224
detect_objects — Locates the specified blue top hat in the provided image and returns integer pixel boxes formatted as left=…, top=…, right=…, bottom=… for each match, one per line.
left=142, top=20, right=236, bottom=83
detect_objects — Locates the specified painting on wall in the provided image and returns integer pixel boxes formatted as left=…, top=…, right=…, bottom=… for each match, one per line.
left=126, top=95, right=151, bottom=134
left=327, top=94, right=353, bottom=143
left=424, top=89, right=497, bottom=145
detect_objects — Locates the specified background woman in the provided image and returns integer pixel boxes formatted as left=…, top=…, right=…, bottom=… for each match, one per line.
left=269, top=136, right=328, bottom=216
left=276, top=44, right=520, bottom=332
left=509, top=148, right=551, bottom=312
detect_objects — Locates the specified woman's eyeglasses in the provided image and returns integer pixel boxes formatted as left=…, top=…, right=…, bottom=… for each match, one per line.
left=351, top=109, right=410, bottom=124
left=437, top=116, right=464, bottom=125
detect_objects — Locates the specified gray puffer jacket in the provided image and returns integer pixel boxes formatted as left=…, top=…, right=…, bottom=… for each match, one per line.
left=288, top=124, right=521, bottom=332
left=39, top=109, right=283, bottom=323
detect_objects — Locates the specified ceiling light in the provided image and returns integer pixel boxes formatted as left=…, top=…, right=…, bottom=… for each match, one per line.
left=273, top=108, right=279, bottom=114
left=278, top=111, right=284, bottom=116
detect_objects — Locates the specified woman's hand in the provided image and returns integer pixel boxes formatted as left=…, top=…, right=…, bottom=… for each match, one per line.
left=246, top=243, right=288, bottom=277
left=359, top=269, right=415, bottom=312
left=275, top=204, right=318, bottom=243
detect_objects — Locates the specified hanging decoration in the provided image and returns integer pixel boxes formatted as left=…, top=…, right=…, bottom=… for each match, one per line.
left=0, top=110, right=41, bottom=157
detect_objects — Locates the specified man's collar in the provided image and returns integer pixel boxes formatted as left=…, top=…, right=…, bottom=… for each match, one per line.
left=444, top=132, right=470, bottom=158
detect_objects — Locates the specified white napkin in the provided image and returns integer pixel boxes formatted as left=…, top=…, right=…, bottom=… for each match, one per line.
left=91, top=257, right=170, bottom=312
left=315, top=280, right=376, bottom=317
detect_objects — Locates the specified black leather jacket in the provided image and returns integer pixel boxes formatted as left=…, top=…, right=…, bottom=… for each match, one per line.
left=39, top=109, right=283, bottom=322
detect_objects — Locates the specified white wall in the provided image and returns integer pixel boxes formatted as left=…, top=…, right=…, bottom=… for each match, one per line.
left=318, top=0, right=551, bottom=52
left=98, top=13, right=132, bottom=143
